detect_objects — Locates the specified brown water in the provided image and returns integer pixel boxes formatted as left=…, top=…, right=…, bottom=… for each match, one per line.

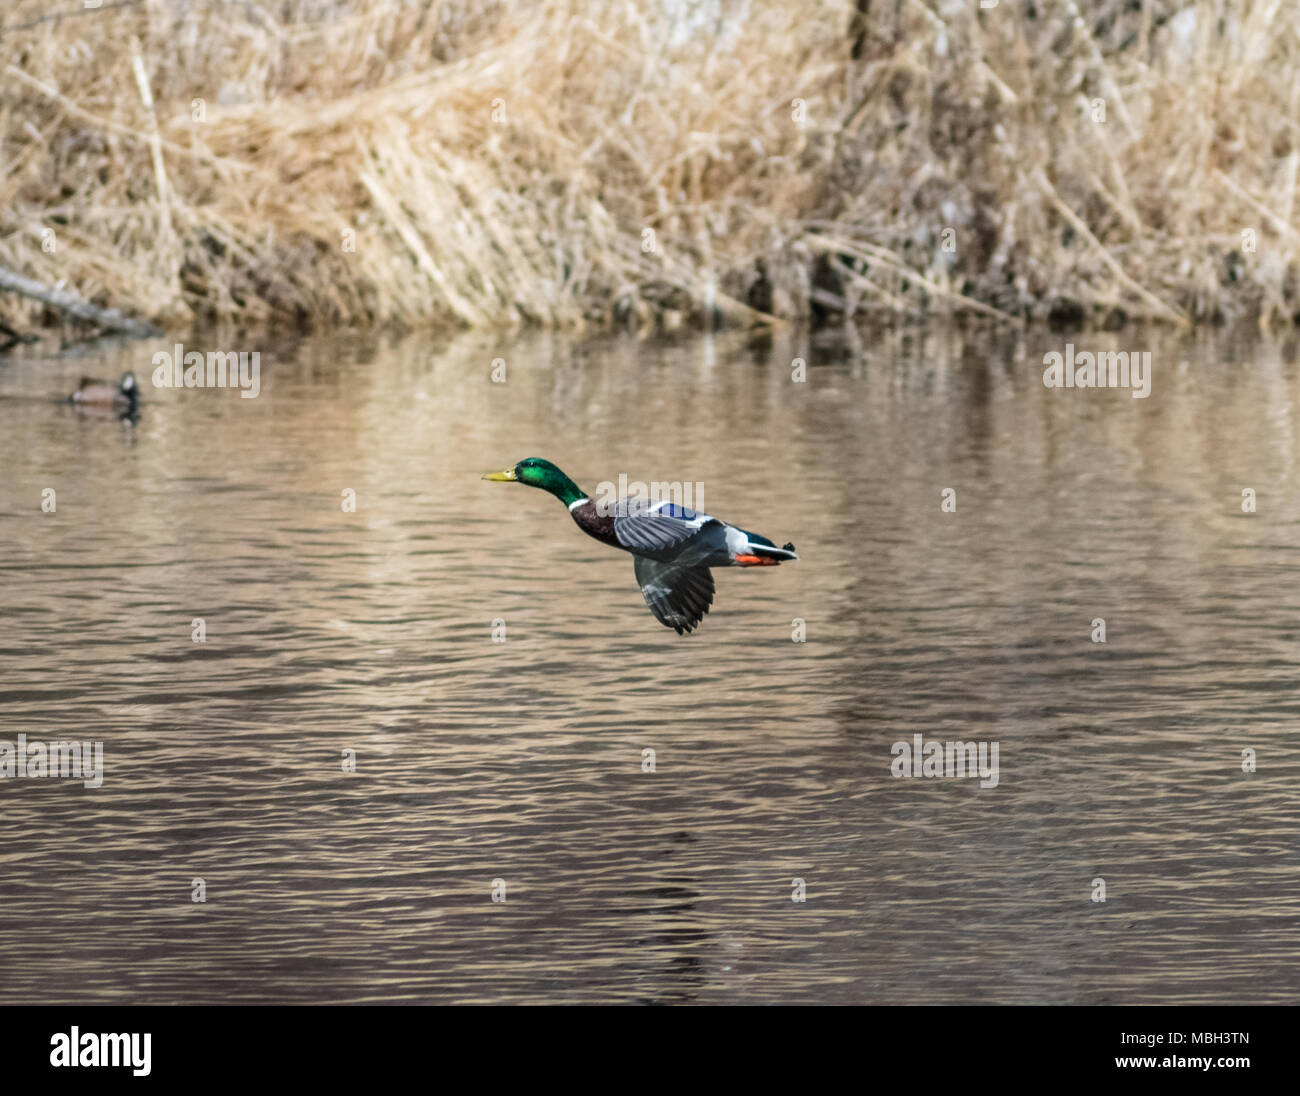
left=0, top=325, right=1298, bottom=1004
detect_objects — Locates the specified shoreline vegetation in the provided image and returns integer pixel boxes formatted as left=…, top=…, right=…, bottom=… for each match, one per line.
left=1, top=0, right=1298, bottom=339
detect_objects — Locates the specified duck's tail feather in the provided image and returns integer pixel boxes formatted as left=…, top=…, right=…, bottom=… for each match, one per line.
left=739, top=530, right=798, bottom=562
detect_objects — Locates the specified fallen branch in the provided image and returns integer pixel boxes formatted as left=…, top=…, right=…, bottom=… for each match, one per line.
left=0, top=265, right=161, bottom=338
left=0, top=320, right=39, bottom=352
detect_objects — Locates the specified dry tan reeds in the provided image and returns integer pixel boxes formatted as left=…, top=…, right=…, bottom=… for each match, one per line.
left=1, top=0, right=1298, bottom=334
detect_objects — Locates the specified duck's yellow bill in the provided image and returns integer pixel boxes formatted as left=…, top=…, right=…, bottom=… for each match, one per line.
left=482, top=468, right=517, bottom=481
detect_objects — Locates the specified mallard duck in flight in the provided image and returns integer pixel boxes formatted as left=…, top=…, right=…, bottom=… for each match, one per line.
left=483, top=457, right=797, bottom=634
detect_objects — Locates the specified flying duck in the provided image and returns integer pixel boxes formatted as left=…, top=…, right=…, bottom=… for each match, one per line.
left=483, top=457, right=797, bottom=634
left=70, top=371, right=139, bottom=411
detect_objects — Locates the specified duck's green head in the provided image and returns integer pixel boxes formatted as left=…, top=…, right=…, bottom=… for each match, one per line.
left=482, top=457, right=585, bottom=506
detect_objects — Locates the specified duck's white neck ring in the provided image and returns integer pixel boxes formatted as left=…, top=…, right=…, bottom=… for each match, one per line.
left=568, top=496, right=589, bottom=511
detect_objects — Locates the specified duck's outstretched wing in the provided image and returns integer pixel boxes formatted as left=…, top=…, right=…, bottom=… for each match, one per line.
left=634, top=556, right=714, bottom=634
left=613, top=498, right=719, bottom=557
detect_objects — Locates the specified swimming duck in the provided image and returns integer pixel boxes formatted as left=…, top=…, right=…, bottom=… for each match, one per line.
left=483, top=457, right=797, bottom=634
left=70, top=371, right=139, bottom=411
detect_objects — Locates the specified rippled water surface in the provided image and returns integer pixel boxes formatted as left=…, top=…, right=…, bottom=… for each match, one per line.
left=1, top=325, right=1298, bottom=1004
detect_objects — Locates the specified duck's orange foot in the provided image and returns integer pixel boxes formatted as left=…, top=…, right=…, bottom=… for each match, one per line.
left=734, top=554, right=779, bottom=566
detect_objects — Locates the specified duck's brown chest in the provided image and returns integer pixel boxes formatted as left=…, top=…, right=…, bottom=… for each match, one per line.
left=570, top=499, right=620, bottom=549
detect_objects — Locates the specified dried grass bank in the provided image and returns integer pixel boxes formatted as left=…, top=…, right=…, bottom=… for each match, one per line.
left=1, top=0, right=1297, bottom=335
